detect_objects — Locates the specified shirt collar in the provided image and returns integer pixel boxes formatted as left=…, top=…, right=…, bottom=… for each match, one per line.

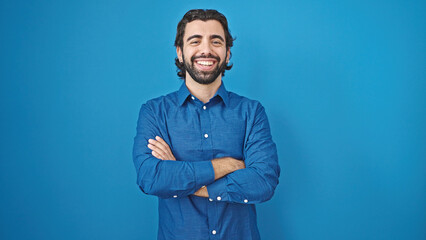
left=177, top=81, right=230, bottom=106
left=177, top=82, right=192, bottom=106
left=215, top=81, right=229, bottom=106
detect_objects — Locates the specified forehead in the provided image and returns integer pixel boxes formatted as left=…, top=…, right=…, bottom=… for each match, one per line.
left=184, top=20, right=225, bottom=39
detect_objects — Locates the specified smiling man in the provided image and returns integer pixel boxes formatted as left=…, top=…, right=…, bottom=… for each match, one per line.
left=133, top=9, right=280, bottom=240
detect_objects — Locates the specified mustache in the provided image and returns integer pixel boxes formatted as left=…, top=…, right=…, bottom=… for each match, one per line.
left=191, top=54, right=220, bottom=62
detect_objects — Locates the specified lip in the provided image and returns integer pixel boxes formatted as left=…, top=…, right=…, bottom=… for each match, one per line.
left=193, top=58, right=217, bottom=71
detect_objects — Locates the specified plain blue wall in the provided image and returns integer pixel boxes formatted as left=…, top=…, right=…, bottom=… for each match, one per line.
left=1, top=0, right=425, bottom=239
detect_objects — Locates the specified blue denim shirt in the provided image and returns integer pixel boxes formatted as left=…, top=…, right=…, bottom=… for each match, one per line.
left=133, top=82, right=280, bottom=240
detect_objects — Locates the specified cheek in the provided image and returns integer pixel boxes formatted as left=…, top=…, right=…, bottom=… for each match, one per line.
left=183, top=49, right=196, bottom=59
left=221, top=48, right=228, bottom=60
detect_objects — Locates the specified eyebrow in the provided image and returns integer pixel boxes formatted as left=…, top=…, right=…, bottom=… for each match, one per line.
left=186, top=35, right=202, bottom=42
left=186, top=34, right=225, bottom=42
left=210, top=34, right=224, bottom=42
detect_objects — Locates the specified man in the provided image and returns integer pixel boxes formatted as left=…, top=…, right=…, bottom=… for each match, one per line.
left=133, top=9, right=280, bottom=240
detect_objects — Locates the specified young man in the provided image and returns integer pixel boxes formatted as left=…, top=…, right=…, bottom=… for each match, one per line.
left=133, top=9, right=280, bottom=240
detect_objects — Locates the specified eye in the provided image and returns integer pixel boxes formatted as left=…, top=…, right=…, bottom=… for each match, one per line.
left=190, top=40, right=200, bottom=45
left=212, top=40, right=222, bottom=46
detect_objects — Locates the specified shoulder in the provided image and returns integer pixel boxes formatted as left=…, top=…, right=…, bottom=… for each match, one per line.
left=142, top=90, right=180, bottom=112
left=227, top=91, right=264, bottom=112
left=226, top=91, right=270, bottom=127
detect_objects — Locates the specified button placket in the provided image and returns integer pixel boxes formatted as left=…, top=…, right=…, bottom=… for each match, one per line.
left=206, top=200, right=217, bottom=240
left=199, top=103, right=213, bottom=161
left=196, top=101, right=219, bottom=239
left=200, top=101, right=216, bottom=237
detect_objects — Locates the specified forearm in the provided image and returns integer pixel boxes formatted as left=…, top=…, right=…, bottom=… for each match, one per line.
left=143, top=135, right=244, bottom=198
left=134, top=155, right=215, bottom=198
left=134, top=105, right=215, bottom=198
left=211, top=157, right=245, bottom=180
left=206, top=161, right=280, bottom=204
left=193, top=157, right=245, bottom=198
left=204, top=103, right=280, bottom=204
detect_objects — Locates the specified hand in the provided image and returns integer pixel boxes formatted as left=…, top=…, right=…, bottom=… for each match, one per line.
left=147, top=136, right=176, bottom=161
left=193, top=185, right=209, bottom=198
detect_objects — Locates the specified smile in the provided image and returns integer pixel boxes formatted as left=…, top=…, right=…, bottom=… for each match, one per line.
left=193, top=58, right=218, bottom=71
left=196, top=60, right=214, bottom=66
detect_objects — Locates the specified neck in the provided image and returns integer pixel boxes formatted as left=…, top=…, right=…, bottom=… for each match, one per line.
left=185, top=77, right=222, bottom=104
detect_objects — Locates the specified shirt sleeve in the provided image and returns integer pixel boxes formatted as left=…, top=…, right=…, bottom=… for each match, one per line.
left=132, top=103, right=215, bottom=199
left=206, top=104, right=280, bottom=204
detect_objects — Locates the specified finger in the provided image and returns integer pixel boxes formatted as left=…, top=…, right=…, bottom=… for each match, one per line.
left=149, top=139, right=171, bottom=157
left=151, top=150, right=163, bottom=160
left=152, top=137, right=171, bottom=153
left=148, top=139, right=166, bottom=151
left=148, top=143, right=167, bottom=160
left=155, top=136, right=172, bottom=151
left=148, top=142, right=174, bottom=160
left=154, top=137, right=175, bottom=160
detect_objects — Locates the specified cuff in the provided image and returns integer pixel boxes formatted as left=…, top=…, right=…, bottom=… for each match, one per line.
left=206, top=177, right=228, bottom=202
left=192, top=160, right=215, bottom=188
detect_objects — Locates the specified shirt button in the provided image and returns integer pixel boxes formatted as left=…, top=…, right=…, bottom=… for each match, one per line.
left=191, top=96, right=195, bottom=100
left=244, top=199, right=248, bottom=203
left=173, top=195, right=178, bottom=198
left=212, top=230, right=217, bottom=235
left=204, top=133, right=209, bottom=138
left=203, top=106, right=207, bottom=110
left=217, top=196, right=221, bottom=201
left=209, top=198, right=213, bottom=202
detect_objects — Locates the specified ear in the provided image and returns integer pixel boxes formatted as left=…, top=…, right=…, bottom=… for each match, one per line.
left=226, top=48, right=230, bottom=63
left=176, top=47, right=183, bottom=63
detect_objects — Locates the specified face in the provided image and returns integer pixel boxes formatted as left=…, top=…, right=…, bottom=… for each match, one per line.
left=177, top=20, right=230, bottom=85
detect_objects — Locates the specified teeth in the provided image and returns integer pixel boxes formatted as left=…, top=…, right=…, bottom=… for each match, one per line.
left=197, top=61, right=214, bottom=66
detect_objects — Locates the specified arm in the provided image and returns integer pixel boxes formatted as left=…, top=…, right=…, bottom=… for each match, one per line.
left=148, top=138, right=245, bottom=197
left=147, top=104, right=279, bottom=203
left=132, top=103, right=215, bottom=198
left=206, top=104, right=280, bottom=204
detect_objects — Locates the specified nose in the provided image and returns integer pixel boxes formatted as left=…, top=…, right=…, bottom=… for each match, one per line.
left=199, top=40, right=213, bottom=56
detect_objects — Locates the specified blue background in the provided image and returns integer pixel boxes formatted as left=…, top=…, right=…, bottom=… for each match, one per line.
left=1, top=0, right=425, bottom=239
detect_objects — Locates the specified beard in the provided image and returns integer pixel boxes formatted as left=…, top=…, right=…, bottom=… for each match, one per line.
left=183, top=53, right=227, bottom=85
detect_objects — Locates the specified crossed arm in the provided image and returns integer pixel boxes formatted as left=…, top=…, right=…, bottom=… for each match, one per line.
left=134, top=103, right=279, bottom=203
left=147, top=136, right=245, bottom=197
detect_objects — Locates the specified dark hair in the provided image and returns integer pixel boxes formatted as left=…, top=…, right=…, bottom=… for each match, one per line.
left=174, top=9, right=235, bottom=79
